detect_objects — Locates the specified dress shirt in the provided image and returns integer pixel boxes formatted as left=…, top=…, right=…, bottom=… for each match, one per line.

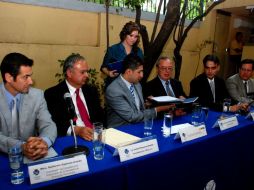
left=65, top=80, right=91, bottom=135
left=159, top=77, right=175, bottom=97
left=208, top=78, right=215, bottom=102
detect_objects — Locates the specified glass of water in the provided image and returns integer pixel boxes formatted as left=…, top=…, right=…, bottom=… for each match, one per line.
left=162, top=113, right=173, bottom=138
left=191, top=104, right=202, bottom=126
left=8, top=145, right=24, bottom=184
left=144, top=115, right=153, bottom=137
left=93, top=122, right=105, bottom=160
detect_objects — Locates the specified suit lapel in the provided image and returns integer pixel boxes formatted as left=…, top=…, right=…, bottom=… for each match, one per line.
left=134, top=84, right=145, bottom=110
left=0, top=85, right=12, bottom=130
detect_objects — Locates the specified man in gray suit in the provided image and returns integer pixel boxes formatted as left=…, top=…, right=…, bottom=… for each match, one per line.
left=226, top=59, right=254, bottom=104
left=0, top=53, right=57, bottom=160
left=106, top=54, right=173, bottom=128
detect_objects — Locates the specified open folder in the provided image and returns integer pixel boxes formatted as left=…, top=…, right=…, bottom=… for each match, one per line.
left=104, top=128, right=141, bottom=149
left=150, top=96, right=198, bottom=104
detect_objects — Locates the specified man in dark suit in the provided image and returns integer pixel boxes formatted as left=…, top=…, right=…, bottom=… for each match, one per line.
left=189, top=54, right=245, bottom=112
left=143, top=56, right=186, bottom=116
left=143, top=56, right=186, bottom=99
left=45, top=54, right=103, bottom=141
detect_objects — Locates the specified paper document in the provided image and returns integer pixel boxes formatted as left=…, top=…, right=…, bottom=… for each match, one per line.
left=171, top=123, right=194, bottom=134
left=24, top=147, right=58, bottom=164
left=150, top=96, right=182, bottom=103
left=104, top=128, right=141, bottom=148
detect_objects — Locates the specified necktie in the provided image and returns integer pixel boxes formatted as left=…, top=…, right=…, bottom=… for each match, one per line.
left=165, top=81, right=175, bottom=97
left=209, top=80, right=215, bottom=102
left=75, top=89, right=93, bottom=128
left=130, top=84, right=135, bottom=99
left=11, top=98, right=19, bottom=138
left=244, top=81, right=248, bottom=95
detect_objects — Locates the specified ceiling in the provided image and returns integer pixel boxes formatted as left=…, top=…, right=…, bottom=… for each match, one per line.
left=223, top=6, right=254, bottom=18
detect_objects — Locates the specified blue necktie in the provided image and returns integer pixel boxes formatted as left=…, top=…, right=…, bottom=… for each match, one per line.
left=165, top=81, right=175, bottom=97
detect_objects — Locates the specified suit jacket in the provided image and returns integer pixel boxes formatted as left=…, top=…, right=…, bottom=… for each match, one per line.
left=0, top=84, right=57, bottom=153
left=189, top=73, right=230, bottom=111
left=226, top=74, right=254, bottom=103
left=106, top=76, right=156, bottom=128
left=44, top=81, right=103, bottom=136
left=143, top=76, right=186, bottom=98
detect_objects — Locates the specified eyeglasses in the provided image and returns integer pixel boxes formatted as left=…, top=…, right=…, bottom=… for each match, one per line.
left=158, top=67, right=174, bottom=72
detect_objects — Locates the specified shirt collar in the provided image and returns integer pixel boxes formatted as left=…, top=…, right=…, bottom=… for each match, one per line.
left=207, top=78, right=214, bottom=83
left=120, top=75, right=133, bottom=89
left=2, top=84, right=21, bottom=109
left=158, top=76, right=170, bottom=85
left=65, top=80, right=78, bottom=97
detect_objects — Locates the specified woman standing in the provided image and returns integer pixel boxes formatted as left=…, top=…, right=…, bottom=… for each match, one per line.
left=101, top=21, right=144, bottom=88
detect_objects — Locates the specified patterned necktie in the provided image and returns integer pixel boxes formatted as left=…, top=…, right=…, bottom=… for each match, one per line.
left=11, top=98, right=19, bottom=138
left=130, top=84, right=135, bottom=99
left=165, top=81, right=175, bottom=97
left=209, top=80, right=215, bottom=102
left=75, top=89, right=93, bottom=128
left=244, top=81, right=248, bottom=95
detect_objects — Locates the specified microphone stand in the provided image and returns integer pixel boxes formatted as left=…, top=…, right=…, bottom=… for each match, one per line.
left=62, top=119, right=90, bottom=156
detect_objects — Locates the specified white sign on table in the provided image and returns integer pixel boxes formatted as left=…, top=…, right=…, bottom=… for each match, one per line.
left=212, top=115, right=238, bottom=131
left=118, top=138, right=159, bottom=162
left=28, top=154, right=89, bottom=184
left=174, top=124, right=207, bottom=143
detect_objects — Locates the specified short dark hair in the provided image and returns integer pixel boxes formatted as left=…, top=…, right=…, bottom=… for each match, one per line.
left=121, top=54, right=144, bottom=74
left=203, top=54, right=220, bottom=67
left=0, top=52, right=33, bottom=83
left=239, top=59, right=254, bottom=70
left=236, top=32, right=243, bottom=38
left=63, top=53, right=85, bottom=77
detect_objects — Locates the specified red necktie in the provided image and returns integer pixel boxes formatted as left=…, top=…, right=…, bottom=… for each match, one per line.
left=75, top=89, right=93, bottom=128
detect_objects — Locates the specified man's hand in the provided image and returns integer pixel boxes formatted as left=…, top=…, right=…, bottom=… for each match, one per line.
left=74, top=126, right=93, bottom=141
left=22, top=137, right=48, bottom=160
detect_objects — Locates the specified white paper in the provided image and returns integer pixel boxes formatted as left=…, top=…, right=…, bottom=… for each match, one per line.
left=171, top=123, right=194, bottom=134
left=24, top=147, right=58, bottom=164
left=105, top=128, right=141, bottom=148
left=150, top=96, right=182, bottom=103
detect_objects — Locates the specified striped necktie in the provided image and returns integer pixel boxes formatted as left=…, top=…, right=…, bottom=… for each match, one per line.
left=209, top=80, right=215, bottom=102
left=130, top=84, right=135, bottom=99
left=244, top=81, right=248, bottom=95
left=165, top=81, right=175, bottom=97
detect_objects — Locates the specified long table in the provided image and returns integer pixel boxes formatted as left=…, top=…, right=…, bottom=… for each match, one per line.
left=1, top=111, right=254, bottom=190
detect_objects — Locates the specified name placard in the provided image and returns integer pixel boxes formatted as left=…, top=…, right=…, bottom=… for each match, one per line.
left=118, top=138, right=159, bottom=162
left=175, top=124, right=207, bottom=143
left=28, top=154, right=89, bottom=184
left=218, top=116, right=238, bottom=131
left=245, top=111, right=254, bottom=120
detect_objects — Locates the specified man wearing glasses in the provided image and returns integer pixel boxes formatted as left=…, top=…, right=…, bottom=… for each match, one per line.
left=143, top=56, right=187, bottom=117
left=143, top=56, right=186, bottom=100
left=226, top=59, right=254, bottom=104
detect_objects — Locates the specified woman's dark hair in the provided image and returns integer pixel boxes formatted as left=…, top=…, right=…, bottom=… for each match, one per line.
left=119, top=21, right=140, bottom=53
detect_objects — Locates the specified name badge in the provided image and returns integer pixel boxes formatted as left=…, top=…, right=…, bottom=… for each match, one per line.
left=28, top=154, right=89, bottom=184
left=217, top=116, right=238, bottom=131
left=118, top=138, right=159, bottom=162
left=175, top=124, right=207, bottom=143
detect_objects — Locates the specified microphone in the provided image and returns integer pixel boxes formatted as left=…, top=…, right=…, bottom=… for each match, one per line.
left=64, top=93, right=77, bottom=124
left=62, top=92, right=89, bottom=156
